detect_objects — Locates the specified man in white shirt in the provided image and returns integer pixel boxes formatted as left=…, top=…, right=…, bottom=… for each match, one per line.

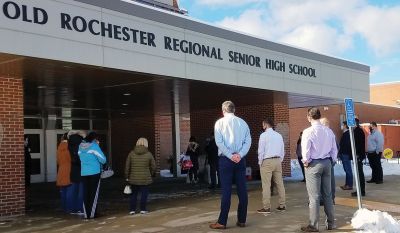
left=257, top=118, right=286, bottom=214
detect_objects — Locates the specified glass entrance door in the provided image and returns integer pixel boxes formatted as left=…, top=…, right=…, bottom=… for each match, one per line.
left=24, top=129, right=45, bottom=183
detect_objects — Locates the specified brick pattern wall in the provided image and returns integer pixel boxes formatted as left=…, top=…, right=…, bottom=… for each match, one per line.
left=190, top=103, right=291, bottom=178
left=0, top=77, right=25, bottom=217
left=111, top=116, right=155, bottom=176
left=289, top=103, right=400, bottom=159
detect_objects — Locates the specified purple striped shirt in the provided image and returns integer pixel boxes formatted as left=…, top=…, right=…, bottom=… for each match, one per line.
left=301, top=121, right=338, bottom=163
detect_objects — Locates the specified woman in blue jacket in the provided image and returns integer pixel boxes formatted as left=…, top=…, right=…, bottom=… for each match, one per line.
left=78, top=132, right=106, bottom=219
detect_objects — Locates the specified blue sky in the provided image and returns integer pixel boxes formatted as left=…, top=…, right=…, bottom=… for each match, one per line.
left=179, top=0, right=400, bottom=84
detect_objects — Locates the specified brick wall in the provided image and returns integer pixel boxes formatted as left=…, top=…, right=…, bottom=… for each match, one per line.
left=190, top=103, right=291, bottom=178
left=0, top=77, right=25, bottom=217
left=289, top=103, right=400, bottom=159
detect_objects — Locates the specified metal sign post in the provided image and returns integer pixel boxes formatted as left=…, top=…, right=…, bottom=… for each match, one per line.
left=344, top=98, right=362, bottom=209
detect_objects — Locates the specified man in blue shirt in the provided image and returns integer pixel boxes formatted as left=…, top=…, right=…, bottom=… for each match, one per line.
left=209, top=101, right=251, bottom=229
left=367, top=122, right=384, bottom=184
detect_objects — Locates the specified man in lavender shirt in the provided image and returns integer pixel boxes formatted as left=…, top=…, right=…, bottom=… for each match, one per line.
left=301, top=107, right=338, bottom=232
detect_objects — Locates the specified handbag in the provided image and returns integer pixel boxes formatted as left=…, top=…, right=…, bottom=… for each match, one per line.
left=101, top=164, right=114, bottom=179
left=123, top=184, right=132, bottom=194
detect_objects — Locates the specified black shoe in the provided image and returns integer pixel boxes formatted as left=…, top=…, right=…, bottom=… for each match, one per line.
left=366, top=180, right=376, bottom=183
left=276, top=206, right=286, bottom=212
left=351, top=192, right=365, bottom=197
left=236, top=222, right=246, bottom=227
left=375, top=181, right=383, bottom=184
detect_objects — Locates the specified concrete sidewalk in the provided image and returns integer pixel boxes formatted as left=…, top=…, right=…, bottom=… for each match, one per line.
left=1, top=175, right=400, bottom=233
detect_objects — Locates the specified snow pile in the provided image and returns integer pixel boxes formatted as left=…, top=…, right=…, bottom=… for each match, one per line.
left=351, top=208, right=400, bottom=233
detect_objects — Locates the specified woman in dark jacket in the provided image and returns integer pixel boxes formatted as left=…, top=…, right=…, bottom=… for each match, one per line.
left=186, top=136, right=200, bottom=184
left=68, top=131, right=84, bottom=214
left=125, top=137, right=156, bottom=215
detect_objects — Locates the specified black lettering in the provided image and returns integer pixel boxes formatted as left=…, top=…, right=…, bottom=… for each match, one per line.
left=113, top=25, right=122, bottom=40
left=122, top=27, right=130, bottom=41
left=33, top=7, right=47, bottom=24
left=255, top=57, right=260, bottom=68
left=60, top=13, right=72, bottom=30
left=280, top=62, right=285, bottom=72
left=217, top=49, right=223, bottom=60
left=72, top=16, right=87, bottom=32
left=289, top=64, right=294, bottom=74
left=193, top=43, right=201, bottom=55
left=101, top=22, right=112, bottom=38
left=201, top=45, right=209, bottom=57
left=210, top=48, right=217, bottom=59
left=139, top=31, right=147, bottom=45
left=130, top=29, right=138, bottom=43
left=180, top=40, right=188, bottom=53
left=172, top=38, right=179, bottom=51
left=3, top=1, right=20, bottom=19
left=228, top=51, right=234, bottom=62
left=147, top=32, right=156, bottom=47
left=21, top=5, right=32, bottom=22
left=164, top=36, right=172, bottom=50
left=88, top=19, right=100, bottom=35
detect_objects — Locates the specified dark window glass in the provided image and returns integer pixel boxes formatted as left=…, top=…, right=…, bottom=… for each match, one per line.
left=25, top=134, right=40, bottom=153
left=31, top=158, right=41, bottom=175
left=72, top=120, right=90, bottom=130
left=24, top=118, right=42, bottom=129
left=93, top=120, right=108, bottom=130
left=97, top=134, right=108, bottom=157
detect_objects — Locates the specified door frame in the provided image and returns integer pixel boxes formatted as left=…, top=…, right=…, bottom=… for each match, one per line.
left=24, top=129, right=45, bottom=183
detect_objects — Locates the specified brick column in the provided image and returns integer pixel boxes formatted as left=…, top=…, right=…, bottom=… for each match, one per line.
left=0, top=77, right=25, bottom=217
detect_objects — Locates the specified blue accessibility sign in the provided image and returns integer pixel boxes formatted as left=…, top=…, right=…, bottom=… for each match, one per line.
left=344, top=98, right=356, bottom=127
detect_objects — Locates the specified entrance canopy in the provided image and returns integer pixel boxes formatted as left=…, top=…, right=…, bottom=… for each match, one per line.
left=0, top=0, right=370, bottom=103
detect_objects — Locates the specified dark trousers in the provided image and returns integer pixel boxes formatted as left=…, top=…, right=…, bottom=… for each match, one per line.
left=298, top=158, right=305, bottom=181
left=367, top=152, right=383, bottom=182
left=356, top=160, right=366, bottom=194
left=130, top=185, right=149, bottom=212
left=217, top=156, right=248, bottom=226
left=82, top=174, right=101, bottom=219
left=209, top=159, right=220, bottom=187
left=70, top=182, right=83, bottom=212
left=188, top=167, right=198, bottom=182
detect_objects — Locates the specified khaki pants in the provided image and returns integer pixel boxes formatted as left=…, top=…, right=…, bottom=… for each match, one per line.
left=260, top=158, right=286, bottom=209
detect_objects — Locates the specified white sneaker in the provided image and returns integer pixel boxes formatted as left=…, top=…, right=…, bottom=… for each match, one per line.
left=129, top=211, right=135, bottom=215
left=140, top=210, right=149, bottom=214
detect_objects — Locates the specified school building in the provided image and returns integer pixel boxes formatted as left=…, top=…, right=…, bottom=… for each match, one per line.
left=0, top=0, right=369, bottom=217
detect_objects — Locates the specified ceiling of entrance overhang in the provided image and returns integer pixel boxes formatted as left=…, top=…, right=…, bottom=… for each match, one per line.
left=0, top=53, right=339, bottom=118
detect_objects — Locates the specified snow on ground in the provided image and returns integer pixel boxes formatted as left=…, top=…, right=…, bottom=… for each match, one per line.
left=352, top=208, right=400, bottom=233
left=285, top=159, right=400, bottom=181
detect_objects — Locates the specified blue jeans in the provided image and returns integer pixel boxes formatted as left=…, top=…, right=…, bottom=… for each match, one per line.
left=341, top=154, right=353, bottom=187
left=69, top=182, right=84, bottom=213
left=130, top=185, right=149, bottom=212
left=217, top=156, right=248, bottom=226
left=60, top=185, right=73, bottom=212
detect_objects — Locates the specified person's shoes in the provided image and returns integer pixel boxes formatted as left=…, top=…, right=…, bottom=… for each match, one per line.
left=375, top=181, right=383, bottom=184
left=301, top=225, right=319, bottom=232
left=257, top=208, right=271, bottom=214
left=140, top=210, right=149, bottom=214
left=129, top=211, right=135, bottom=215
left=276, top=206, right=286, bottom=212
left=209, top=222, right=226, bottom=229
left=236, top=222, right=245, bottom=227
left=351, top=192, right=365, bottom=197
left=366, top=180, right=376, bottom=183
left=326, top=224, right=336, bottom=230
left=340, top=185, right=353, bottom=190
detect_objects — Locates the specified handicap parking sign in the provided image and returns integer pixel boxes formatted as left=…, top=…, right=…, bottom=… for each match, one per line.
left=344, top=98, right=356, bottom=127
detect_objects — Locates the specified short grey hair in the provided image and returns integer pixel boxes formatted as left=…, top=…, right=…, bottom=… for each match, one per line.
left=222, top=101, right=235, bottom=113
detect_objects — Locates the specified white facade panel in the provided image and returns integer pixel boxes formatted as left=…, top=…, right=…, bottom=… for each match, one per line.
left=0, top=0, right=370, bottom=102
